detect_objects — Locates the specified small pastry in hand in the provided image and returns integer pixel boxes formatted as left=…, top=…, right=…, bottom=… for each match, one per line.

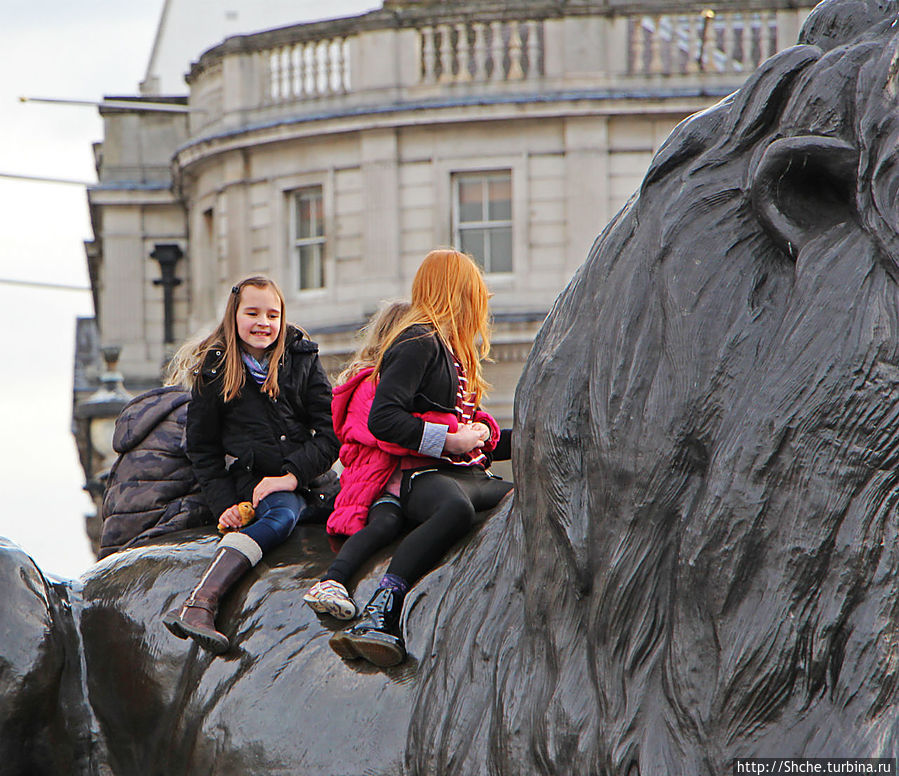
left=218, top=501, right=256, bottom=533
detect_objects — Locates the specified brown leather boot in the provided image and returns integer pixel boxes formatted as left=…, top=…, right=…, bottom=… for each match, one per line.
left=163, top=546, right=251, bottom=654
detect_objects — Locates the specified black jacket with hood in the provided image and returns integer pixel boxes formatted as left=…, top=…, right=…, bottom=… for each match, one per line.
left=185, top=326, right=339, bottom=519
left=368, top=324, right=512, bottom=462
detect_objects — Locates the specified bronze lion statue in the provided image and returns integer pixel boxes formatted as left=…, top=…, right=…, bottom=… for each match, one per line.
left=4, top=1, right=899, bottom=773
left=408, top=1, right=899, bottom=772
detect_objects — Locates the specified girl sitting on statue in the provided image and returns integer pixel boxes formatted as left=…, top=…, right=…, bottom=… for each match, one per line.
left=304, top=299, right=504, bottom=621
left=327, top=249, right=513, bottom=667
left=163, top=274, right=338, bottom=654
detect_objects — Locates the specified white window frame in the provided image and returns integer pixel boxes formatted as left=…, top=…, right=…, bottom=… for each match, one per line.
left=289, top=186, right=326, bottom=291
left=452, top=170, right=513, bottom=274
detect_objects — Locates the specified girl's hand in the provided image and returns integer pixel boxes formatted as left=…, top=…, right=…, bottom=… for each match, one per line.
left=468, top=422, right=492, bottom=442
left=218, top=504, right=244, bottom=529
left=443, top=426, right=486, bottom=455
left=252, top=473, right=298, bottom=507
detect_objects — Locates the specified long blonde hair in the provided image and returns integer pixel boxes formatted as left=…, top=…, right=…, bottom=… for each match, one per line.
left=338, top=301, right=411, bottom=385
left=175, top=276, right=289, bottom=401
left=374, top=249, right=491, bottom=405
left=164, top=332, right=204, bottom=389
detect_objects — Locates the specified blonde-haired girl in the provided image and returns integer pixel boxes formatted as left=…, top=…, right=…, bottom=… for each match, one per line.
left=328, top=249, right=512, bottom=667
left=303, top=301, right=412, bottom=619
left=163, top=275, right=338, bottom=654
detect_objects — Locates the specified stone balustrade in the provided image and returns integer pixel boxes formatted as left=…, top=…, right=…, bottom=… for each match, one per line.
left=266, top=36, right=351, bottom=102
left=418, top=19, right=545, bottom=84
left=185, top=3, right=814, bottom=136
left=630, top=11, right=778, bottom=76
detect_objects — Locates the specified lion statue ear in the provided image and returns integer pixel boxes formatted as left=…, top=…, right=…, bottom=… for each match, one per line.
left=750, top=135, right=858, bottom=260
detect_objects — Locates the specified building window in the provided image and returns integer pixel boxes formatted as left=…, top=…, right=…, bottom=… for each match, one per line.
left=453, top=171, right=512, bottom=273
left=291, top=187, right=325, bottom=290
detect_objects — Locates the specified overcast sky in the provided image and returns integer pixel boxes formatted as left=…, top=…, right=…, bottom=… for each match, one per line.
left=0, top=3, right=166, bottom=579
left=0, top=0, right=377, bottom=579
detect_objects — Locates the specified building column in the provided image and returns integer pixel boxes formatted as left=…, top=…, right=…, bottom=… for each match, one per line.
left=360, top=128, right=401, bottom=289
left=564, top=116, right=610, bottom=272
left=223, top=150, right=251, bottom=283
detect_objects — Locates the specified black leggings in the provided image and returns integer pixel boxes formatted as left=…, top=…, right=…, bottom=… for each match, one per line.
left=386, top=467, right=513, bottom=585
left=324, top=496, right=404, bottom=586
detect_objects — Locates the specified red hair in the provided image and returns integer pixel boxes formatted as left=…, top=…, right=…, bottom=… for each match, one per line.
left=375, top=250, right=491, bottom=405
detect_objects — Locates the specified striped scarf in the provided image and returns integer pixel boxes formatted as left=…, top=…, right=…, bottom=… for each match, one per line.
left=241, top=351, right=270, bottom=385
left=447, top=356, right=487, bottom=468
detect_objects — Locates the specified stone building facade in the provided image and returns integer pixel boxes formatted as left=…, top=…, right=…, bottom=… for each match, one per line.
left=80, top=0, right=816, bottom=501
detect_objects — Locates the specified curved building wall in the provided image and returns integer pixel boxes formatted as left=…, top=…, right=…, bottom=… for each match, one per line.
left=86, top=1, right=816, bottom=430
left=176, top=100, right=696, bottom=429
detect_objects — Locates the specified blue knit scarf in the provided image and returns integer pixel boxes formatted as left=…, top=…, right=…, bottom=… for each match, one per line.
left=241, top=351, right=270, bottom=385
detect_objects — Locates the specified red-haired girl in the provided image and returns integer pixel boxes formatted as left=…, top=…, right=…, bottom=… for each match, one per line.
left=329, top=250, right=513, bottom=666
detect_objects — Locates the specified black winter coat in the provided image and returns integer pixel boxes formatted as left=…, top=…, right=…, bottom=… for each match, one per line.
left=100, top=386, right=213, bottom=558
left=368, top=324, right=458, bottom=452
left=368, top=324, right=512, bottom=461
left=186, top=327, right=339, bottom=519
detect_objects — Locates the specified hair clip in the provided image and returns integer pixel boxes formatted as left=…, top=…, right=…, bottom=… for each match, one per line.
left=231, top=285, right=240, bottom=294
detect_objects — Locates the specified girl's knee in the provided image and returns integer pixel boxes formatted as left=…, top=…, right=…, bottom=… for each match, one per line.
left=371, top=515, right=403, bottom=544
left=436, top=500, right=475, bottom=538
left=255, top=492, right=302, bottom=538
left=368, top=495, right=404, bottom=538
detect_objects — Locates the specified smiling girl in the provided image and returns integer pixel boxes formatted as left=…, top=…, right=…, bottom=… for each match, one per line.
left=163, top=275, right=338, bottom=654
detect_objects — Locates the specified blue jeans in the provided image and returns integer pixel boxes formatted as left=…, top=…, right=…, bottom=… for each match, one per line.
left=240, top=491, right=309, bottom=554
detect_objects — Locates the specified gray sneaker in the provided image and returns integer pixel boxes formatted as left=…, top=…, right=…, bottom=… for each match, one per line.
left=303, top=580, right=358, bottom=620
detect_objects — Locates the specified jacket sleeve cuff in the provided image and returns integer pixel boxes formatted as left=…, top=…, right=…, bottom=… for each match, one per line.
left=282, top=460, right=303, bottom=485
left=199, top=477, right=238, bottom=521
left=419, top=421, right=448, bottom=458
left=473, top=410, right=501, bottom=451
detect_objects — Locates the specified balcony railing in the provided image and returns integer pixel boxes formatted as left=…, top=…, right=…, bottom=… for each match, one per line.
left=418, top=20, right=545, bottom=84
left=185, top=4, right=814, bottom=136
left=266, top=37, right=351, bottom=102
left=630, top=11, right=778, bottom=76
